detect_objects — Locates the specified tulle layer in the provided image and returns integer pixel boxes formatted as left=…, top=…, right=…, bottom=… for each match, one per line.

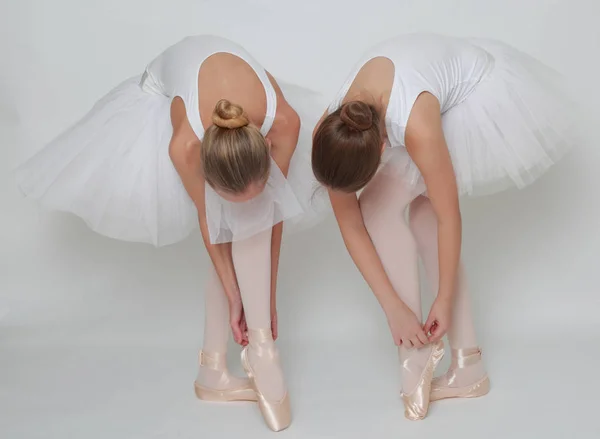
left=16, top=75, right=199, bottom=246
left=204, top=157, right=303, bottom=244
left=383, top=38, right=579, bottom=196
left=280, top=82, right=332, bottom=233
left=15, top=76, right=319, bottom=246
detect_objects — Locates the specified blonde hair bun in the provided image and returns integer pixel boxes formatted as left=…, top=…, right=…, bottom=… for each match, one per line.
left=212, top=99, right=249, bottom=129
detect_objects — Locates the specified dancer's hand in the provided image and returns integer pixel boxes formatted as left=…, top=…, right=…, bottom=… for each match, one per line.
left=229, top=299, right=248, bottom=346
left=385, top=297, right=429, bottom=348
left=424, top=296, right=452, bottom=342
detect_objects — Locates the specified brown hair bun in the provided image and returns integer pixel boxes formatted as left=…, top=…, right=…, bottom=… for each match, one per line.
left=311, top=100, right=382, bottom=193
left=339, top=101, right=374, bottom=131
left=212, top=99, right=249, bottom=129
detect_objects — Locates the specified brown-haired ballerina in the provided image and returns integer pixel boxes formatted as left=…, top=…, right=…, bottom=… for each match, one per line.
left=312, top=33, right=576, bottom=420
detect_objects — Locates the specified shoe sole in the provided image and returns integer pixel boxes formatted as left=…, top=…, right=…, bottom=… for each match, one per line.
left=194, top=381, right=258, bottom=402
left=430, top=376, right=490, bottom=402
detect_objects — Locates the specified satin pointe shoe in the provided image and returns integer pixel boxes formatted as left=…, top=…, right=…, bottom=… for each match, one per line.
left=241, top=329, right=291, bottom=432
left=400, top=340, right=445, bottom=421
left=194, top=351, right=257, bottom=402
left=430, top=347, right=490, bottom=402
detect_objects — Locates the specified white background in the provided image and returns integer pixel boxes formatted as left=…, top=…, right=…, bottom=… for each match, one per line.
left=1, top=1, right=599, bottom=438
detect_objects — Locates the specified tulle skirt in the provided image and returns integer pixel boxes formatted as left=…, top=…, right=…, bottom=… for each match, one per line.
left=15, top=75, right=200, bottom=247
left=279, top=82, right=332, bottom=232
left=15, top=37, right=576, bottom=246
left=14, top=76, right=325, bottom=246
left=383, top=37, right=579, bottom=196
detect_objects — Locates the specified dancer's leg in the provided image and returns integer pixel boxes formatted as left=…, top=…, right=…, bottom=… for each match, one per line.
left=359, top=171, right=433, bottom=393
left=232, top=229, right=286, bottom=402
left=196, top=266, right=249, bottom=390
left=409, top=196, right=487, bottom=388
left=202, top=266, right=231, bottom=354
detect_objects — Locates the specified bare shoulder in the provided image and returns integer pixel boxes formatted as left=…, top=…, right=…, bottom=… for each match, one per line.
left=169, top=97, right=201, bottom=172
left=265, top=72, right=301, bottom=171
left=405, top=92, right=442, bottom=142
left=358, top=56, right=395, bottom=79
left=349, top=56, right=395, bottom=99
left=266, top=71, right=301, bottom=137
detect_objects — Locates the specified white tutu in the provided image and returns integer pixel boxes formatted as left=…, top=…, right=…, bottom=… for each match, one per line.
left=383, top=38, right=579, bottom=196
left=15, top=75, right=199, bottom=247
left=279, top=82, right=332, bottom=232
left=14, top=74, right=320, bottom=246
left=204, top=157, right=303, bottom=243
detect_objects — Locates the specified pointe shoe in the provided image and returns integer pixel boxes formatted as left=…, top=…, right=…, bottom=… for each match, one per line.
left=400, top=340, right=445, bottom=421
left=194, top=351, right=257, bottom=402
left=241, top=329, right=291, bottom=432
left=430, top=347, right=490, bottom=402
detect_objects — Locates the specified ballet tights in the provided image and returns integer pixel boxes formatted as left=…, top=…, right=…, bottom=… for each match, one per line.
left=195, top=266, right=249, bottom=390
left=359, top=169, right=485, bottom=392
left=232, top=229, right=286, bottom=401
left=197, top=229, right=286, bottom=401
left=408, top=196, right=486, bottom=388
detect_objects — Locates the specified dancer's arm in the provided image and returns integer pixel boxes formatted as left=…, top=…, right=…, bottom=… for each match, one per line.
left=265, top=72, right=301, bottom=339
left=330, top=191, right=429, bottom=348
left=406, top=92, right=461, bottom=341
left=171, top=139, right=249, bottom=344
left=169, top=97, right=246, bottom=344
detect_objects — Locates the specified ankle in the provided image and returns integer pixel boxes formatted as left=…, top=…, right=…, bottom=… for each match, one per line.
left=199, top=350, right=228, bottom=370
left=449, top=347, right=483, bottom=368
left=451, top=346, right=481, bottom=357
left=248, top=329, right=277, bottom=355
left=248, top=328, right=274, bottom=344
left=439, top=347, right=487, bottom=387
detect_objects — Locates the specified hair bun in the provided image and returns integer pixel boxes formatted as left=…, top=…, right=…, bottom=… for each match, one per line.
left=212, top=99, right=249, bottom=129
left=340, top=101, right=374, bottom=131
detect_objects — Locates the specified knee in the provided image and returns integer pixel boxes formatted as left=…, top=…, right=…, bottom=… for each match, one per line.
left=359, top=171, right=420, bottom=230
left=360, top=193, right=414, bottom=238
left=408, top=196, right=434, bottom=232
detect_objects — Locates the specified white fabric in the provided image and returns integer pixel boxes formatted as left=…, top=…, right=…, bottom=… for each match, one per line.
left=279, top=82, right=332, bottom=233
left=205, top=159, right=302, bottom=243
left=328, top=33, right=578, bottom=196
left=15, top=75, right=193, bottom=247
left=15, top=35, right=307, bottom=246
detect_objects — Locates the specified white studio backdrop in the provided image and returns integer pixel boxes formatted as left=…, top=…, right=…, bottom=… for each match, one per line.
left=1, top=1, right=599, bottom=438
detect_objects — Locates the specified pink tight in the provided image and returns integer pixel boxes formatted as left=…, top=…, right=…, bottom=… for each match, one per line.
left=198, top=165, right=485, bottom=397
left=197, top=229, right=286, bottom=401
left=359, top=168, right=484, bottom=392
